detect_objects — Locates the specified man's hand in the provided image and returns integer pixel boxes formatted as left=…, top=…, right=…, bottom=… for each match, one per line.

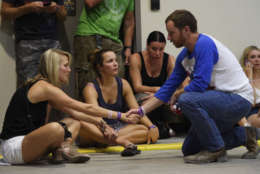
left=147, top=126, right=159, bottom=144
left=169, top=89, right=184, bottom=112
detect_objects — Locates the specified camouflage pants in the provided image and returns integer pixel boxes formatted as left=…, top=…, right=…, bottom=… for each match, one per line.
left=73, top=35, right=124, bottom=100
left=15, top=39, right=61, bottom=87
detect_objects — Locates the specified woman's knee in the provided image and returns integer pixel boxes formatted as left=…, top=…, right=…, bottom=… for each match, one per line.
left=80, top=121, right=93, bottom=131
left=47, top=122, right=65, bottom=138
left=137, top=124, right=149, bottom=131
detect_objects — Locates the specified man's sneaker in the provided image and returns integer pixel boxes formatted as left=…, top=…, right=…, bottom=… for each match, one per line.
left=184, top=148, right=227, bottom=164
left=242, top=127, right=259, bottom=159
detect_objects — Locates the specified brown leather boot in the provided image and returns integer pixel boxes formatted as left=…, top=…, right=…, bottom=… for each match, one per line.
left=184, top=148, right=227, bottom=164
left=241, top=127, right=259, bottom=159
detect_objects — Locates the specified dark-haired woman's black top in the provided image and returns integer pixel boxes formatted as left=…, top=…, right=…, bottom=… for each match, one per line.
left=139, top=52, right=169, bottom=86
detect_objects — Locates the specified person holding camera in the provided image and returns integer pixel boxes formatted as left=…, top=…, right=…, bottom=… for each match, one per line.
left=1, top=0, right=67, bottom=87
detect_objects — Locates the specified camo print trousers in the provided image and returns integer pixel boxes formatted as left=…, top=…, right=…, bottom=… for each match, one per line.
left=15, top=39, right=61, bottom=87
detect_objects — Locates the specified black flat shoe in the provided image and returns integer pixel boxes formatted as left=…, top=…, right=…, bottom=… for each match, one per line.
left=121, top=145, right=141, bottom=157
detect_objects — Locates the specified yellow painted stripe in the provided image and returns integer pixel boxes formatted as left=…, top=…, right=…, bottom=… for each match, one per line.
left=78, top=142, right=183, bottom=153
left=1, top=141, right=260, bottom=159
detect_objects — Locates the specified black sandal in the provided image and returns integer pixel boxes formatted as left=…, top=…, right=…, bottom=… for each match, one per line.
left=121, top=144, right=141, bottom=157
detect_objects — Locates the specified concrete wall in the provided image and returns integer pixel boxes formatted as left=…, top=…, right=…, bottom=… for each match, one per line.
left=135, top=0, right=260, bottom=59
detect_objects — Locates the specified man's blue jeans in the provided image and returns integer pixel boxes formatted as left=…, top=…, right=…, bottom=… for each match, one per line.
left=178, top=90, right=252, bottom=156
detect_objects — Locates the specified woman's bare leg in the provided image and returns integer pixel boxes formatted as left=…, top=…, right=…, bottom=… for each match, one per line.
left=79, top=121, right=111, bottom=146
left=22, top=122, right=64, bottom=163
left=116, top=124, right=148, bottom=147
left=60, top=117, right=80, bottom=145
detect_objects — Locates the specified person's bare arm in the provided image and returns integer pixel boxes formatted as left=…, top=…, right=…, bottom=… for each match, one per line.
left=43, top=2, right=66, bottom=21
left=167, top=55, right=175, bottom=78
left=1, top=1, right=44, bottom=20
left=122, top=79, right=159, bottom=143
left=55, top=3, right=67, bottom=21
left=123, top=11, right=135, bottom=64
left=129, top=53, right=160, bottom=93
left=28, top=81, right=120, bottom=120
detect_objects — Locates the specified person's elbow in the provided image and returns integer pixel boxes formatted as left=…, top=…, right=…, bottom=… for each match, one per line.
left=185, top=80, right=209, bottom=93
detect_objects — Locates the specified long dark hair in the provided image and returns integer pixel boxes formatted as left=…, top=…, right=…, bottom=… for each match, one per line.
left=89, top=48, right=114, bottom=77
left=147, top=31, right=166, bottom=45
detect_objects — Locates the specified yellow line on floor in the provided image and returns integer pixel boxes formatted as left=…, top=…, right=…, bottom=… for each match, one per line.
left=78, top=142, right=183, bottom=153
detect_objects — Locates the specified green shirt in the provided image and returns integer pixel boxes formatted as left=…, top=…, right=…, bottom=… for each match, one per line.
left=75, top=0, right=134, bottom=44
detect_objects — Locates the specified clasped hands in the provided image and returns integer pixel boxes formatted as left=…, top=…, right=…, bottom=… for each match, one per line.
left=26, top=1, right=60, bottom=14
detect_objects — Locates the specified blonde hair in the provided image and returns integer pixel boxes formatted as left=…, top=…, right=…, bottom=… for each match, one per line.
left=27, top=49, right=72, bottom=87
left=240, top=45, right=259, bottom=69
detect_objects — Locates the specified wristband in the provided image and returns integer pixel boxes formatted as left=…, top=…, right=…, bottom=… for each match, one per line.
left=137, top=106, right=145, bottom=117
left=107, top=110, right=113, bottom=119
left=149, top=125, right=156, bottom=129
left=117, top=112, right=122, bottom=120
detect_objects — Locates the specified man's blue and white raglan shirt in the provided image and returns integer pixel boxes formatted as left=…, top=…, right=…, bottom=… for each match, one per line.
left=155, top=34, right=253, bottom=104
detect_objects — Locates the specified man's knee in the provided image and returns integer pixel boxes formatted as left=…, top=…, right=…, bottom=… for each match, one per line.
left=178, top=93, right=193, bottom=107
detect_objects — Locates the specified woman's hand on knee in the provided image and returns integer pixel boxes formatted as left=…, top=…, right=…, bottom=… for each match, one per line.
left=147, top=125, right=159, bottom=144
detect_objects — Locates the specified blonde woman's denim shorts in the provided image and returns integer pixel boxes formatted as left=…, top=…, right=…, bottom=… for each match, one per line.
left=1, top=136, right=25, bottom=164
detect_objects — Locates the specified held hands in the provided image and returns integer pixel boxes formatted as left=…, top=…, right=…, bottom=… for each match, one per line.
left=26, top=1, right=44, bottom=13
left=103, top=126, right=118, bottom=142
left=121, top=113, right=140, bottom=124
left=147, top=125, right=159, bottom=144
left=26, top=1, right=59, bottom=14
left=98, top=120, right=118, bottom=142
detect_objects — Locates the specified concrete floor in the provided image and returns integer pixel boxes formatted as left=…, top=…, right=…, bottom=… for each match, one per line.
left=0, top=137, right=260, bottom=174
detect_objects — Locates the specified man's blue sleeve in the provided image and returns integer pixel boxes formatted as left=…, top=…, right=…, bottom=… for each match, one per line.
left=184, top=41, right=218, bottom=92
left=154, top=59, right=187, bottom=103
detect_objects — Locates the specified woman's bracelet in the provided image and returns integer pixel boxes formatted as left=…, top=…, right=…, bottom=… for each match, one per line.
left=137, top=106, right=145, bottom=117
left=149, top=125, right=156, bottom=129
left=107, top=110, right=113, bottom=119
left=117, top=112, right=122, bottom=120
left=98, top=120, right=107, bottom=133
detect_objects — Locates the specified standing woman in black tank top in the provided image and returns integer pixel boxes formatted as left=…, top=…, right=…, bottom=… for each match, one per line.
left=80, top=49, right=159, bottom=156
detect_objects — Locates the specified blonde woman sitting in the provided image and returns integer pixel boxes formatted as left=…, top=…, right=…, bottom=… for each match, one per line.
left=239, top=45, right=260, bottom=159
